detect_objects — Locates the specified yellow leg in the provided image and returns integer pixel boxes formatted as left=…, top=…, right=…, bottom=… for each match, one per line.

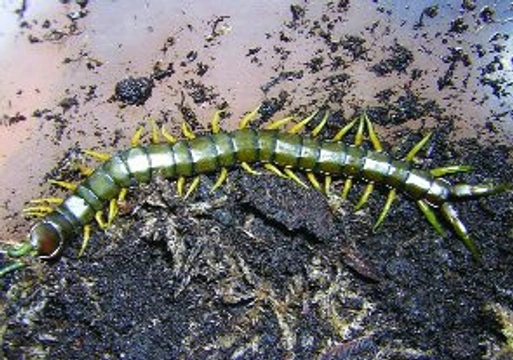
left=49, top=179, right=77, bottom=191
left=131, top=126, right=145, bottom=147
left=211, top=110, right=224, bottom=134
left=95, top=211, right=108, bottom=230
left=181, top=121, right=196, bottom=140
left=211, top=167, right=228, bottom=193
left=333, top=118, right=358, bottom=141
left=355, top=114, right=365, bottom=146
left=239, top=106, right=260, bottom=129
left=23, top=206, right=53, bottom=217
left=373, top=189, right=397, bottom=230
left=283, top=168, right=308, bottom=188
left=118, top=188, right=128, bottom=202
left=311, top=111, right=330, bottom=137
left=76, top=163, right=94, bottom=176
left=161, top=126, right=177, bottom=144
left=83, top=149, right=111, bottom=162
left=149, top=117, right=160, bottom=144
left=184, top=177, right=201, bottom=199
left=177, top=176, right=186, bottom=197
left=341, top=178, right=352, bottom=199
left=306, top=172, right=322, bottom=192
left=265, top=116, right=294, bottom=130
left=288, top=111, right=318, bottom=134
left=78, top=225, right=91, bottom=257
left=241, top=162, right=261, bottom=175
left=107, top=198, right=118, bottom=226
left=29, top=198, right=63, bottom=205
left=363, top=112, right=383, bottom=152
left=324, top=175, right=332, bottom=195
left=264, top=163, right=287, bottom=178
left=355, top=183, right=374, bottom=210
left=405, top=132, right=432, bottom=162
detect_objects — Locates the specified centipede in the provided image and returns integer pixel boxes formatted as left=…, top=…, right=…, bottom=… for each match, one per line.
left=0, top=107, right=510, bottom=277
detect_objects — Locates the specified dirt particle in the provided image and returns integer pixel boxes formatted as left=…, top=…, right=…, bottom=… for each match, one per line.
left=113, top=76, right=154, bottom=106
left=449, top=17, right=468, bottom=34
left=479, top=6, right=495, bottom=23
left=152, top=61, right=175, bottom=81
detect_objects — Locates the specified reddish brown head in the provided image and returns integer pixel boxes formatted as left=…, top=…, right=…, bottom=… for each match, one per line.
left=29, top=222, right=64, bottom=260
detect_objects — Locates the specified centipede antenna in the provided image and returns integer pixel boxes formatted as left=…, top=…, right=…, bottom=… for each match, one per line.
left=405, top=132, right=432, bottom=162
left=373, top=189, right=397, bottom=230
left=288, top=111, right=318, bottom=134
left=265, top=116, right=294, bottom=130
left=83, top=150, right=111, bottom=162
left=284, top=168, right=308, bottom=188
left=131, top=126, right=145, bottom=147
left=177, top=176, right=186, bottom=197
left=211, top=167, right=228, bottom=193
left=8, top=242, right=33, bottom=257
left=0, top=261, right=24, bottom=278
left=241, top=162, right=261, bottom=175
left=324, top=175, right=332, bottom=195
left=306, top=172, right=322, bottom=192
left=355, top=183, right=374, bottom=210
left=341, top=178, right=353, bottom=199
left=430, top=165, right=473, bottom=177
left=440, top=203, right=480, bottom=259
left=363, top=112, right=383, bottom=152
left=49, top=179, right=78, bottom=191
left=311, top=111, right=330, bottom=137
left=333, top=118, right=358, bottom=141
left=264, top=163, right=287, bottom=178
left=417, top=200, right=447, bottom=237
left=78, top=224, right=91, bottom=257
left=181, top=121, right=196, bottom=140
left=149, top=117, right=160, bottom=144
left=161, top=126, right=177, bottom=144
left=239, top=106, right=260, bottom=129
left=211, top=110, right=223, bottom=134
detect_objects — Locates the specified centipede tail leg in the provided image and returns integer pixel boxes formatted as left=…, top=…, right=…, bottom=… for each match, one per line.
left=451, top=183, right=512, bottom=198
left=430, top=165, right=473, bottom=177
left=417, top=200, right=447, bottom=237
left=440, top=203, right=480, bottom=259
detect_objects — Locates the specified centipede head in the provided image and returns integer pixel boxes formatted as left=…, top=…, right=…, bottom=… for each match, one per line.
left=29, top=222, right=64, bottom=260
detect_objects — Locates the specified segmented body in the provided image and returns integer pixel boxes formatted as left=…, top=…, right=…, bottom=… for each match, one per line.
left=32, top=128, right=451, bottom=258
